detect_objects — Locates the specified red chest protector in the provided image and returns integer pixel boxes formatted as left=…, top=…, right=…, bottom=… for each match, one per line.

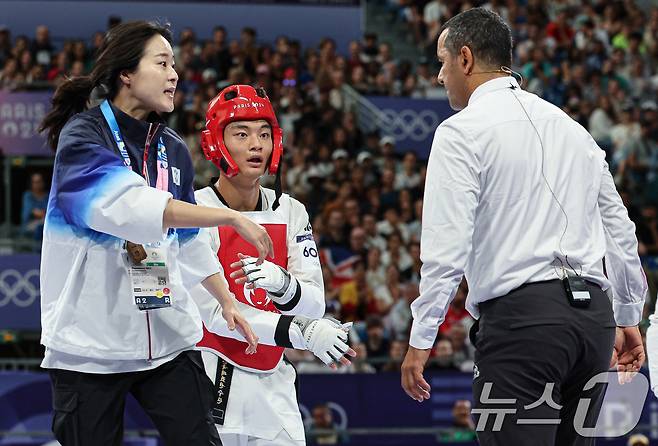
left=197, top=214, right=288, bottom=373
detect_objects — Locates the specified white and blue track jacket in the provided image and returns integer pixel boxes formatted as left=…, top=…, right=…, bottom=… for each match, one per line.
left=40, top=102, right=220, bottom=365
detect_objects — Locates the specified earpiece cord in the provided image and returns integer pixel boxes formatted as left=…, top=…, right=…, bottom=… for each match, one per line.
left=508, top=86, right=582, bottom=277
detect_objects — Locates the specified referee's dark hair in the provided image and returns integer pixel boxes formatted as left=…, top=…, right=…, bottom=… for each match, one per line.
left=441, top=7, right=513, bottom=69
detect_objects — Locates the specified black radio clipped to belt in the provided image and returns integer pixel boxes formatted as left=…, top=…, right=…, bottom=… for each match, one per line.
left=562, top=274, right=591, bottom=308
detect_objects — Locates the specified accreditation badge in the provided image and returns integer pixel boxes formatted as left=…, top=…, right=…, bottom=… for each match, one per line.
left=128, top=243, right=172, bottom=311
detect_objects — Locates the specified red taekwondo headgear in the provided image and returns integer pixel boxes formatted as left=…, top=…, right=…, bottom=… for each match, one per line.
left=201, top=84, right=283, bottom=178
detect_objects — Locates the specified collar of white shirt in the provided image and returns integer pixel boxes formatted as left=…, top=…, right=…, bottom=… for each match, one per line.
left=468, top=76, right=520, bottom=106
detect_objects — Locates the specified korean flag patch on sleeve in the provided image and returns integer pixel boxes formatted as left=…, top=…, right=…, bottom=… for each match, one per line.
left=171, top=166, right=181, bottom=186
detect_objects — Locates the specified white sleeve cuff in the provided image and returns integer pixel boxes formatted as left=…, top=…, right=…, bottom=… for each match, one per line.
left=613, top=300, right=644, bottom=326
left=289, top=321, right=306, bottom=350
left=147, top=190, right=172, bottom=243
left=91, top=186, right=172, bottom=244
left=273, top=280, right=325, bottom=319
left=409, top=320, right=439, bottom=350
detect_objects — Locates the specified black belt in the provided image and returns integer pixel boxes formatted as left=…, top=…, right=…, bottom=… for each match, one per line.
left=211, top=358, right=234, bottom=425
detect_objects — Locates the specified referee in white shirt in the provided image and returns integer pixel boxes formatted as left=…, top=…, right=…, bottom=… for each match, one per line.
left=401, top=8, right=647, bottom=445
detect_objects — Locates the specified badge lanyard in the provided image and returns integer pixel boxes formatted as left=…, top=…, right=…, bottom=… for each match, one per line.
left=100, top=99, right=169, bottom=192
left=100, top=99, right=172, bottom=312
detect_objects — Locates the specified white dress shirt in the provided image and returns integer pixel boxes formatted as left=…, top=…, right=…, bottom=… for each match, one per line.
left=410, top=76, right=647, bottom=349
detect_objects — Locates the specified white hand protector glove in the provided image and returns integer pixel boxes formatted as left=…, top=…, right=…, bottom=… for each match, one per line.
left=292, top=316, right=353, bottom=367
left=237, top=256, right=297, bottom=304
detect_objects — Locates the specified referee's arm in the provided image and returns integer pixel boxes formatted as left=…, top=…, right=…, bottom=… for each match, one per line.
left=402, top=122, right=480, bottom=402
left=596, top=147, right=647, bottom=326
left=594, top=137, right=648, bottom=385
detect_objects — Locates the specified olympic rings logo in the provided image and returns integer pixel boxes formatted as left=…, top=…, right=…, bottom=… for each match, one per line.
left=376, top=108, right=440, bottom=142
left=0, top=269, right=40, bottom=308
left=300, top=401, right=348, bottom=430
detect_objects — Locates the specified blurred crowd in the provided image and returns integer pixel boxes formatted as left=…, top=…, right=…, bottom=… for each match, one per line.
left=4, top=0, right=658, bottom=375
left=394, top=0, right=658, bottom=204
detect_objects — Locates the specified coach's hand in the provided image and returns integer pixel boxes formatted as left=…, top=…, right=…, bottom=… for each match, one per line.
left=402, top=346, right=432, bottom=402
left=232, top=213, right=274, bottom=264
left=221, top=298, right=259, bottom=355
left=610, top=326, right=645, bottom=385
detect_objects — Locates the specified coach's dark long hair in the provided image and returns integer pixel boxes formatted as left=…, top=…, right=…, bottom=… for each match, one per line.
left=39, top=21, right=173, bottom=150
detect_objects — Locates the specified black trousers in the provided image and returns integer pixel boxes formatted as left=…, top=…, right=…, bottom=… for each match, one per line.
left=471, top=279, right=616, bottom=446
left=48, top=350, right=221, bottom=446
